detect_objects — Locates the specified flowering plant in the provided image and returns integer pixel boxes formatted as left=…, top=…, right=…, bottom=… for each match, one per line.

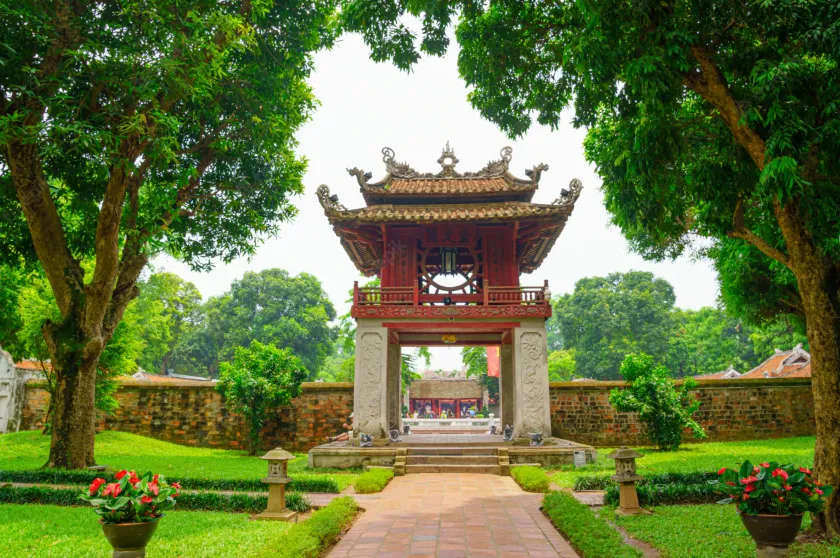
left=79, top=470, right=181, bottom=524
left=713, top=460, right=833, bottom=516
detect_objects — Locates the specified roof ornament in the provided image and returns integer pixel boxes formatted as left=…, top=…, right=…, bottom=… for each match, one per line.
left=316, top=185, right=346, bottom=213
left=470, top=146, right=514, bottom=178
left=436, top=141, right=460, bottom=177
left=381, top=146, right=421, bottom=179
left=551, top=178, right=583, bottom=207
left=525, top=163, right=550, bottom=184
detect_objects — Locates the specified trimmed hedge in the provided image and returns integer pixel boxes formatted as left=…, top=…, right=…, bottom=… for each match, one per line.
left=510, top=466, right=550, bottom=492
left=574, top=471, right=718, bottom=491
left=542, top=491, right=642, bottom=558
left=352, top=469, right=394, bottom=494
left=605, top=482, right=718, bottom=507
left=260, top=496, right=359, bottom=558
left=0, top=485, right=312, bottom=513
left=0, top=469, right=339, bottom=494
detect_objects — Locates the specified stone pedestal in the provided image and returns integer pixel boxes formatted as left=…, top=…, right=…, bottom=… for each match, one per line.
left=255, top=483, right=297, bottom=521
left=512, top=324, right=552, bottom=439
left=352, top=323, right=389, bottom=440
left=614, top=482, right=642, bottom=515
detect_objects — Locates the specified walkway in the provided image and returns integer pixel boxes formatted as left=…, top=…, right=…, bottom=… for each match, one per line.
left=328, top=474, right=578, bottom=558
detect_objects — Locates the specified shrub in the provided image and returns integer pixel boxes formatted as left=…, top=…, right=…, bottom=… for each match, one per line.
left=0, top=485, right=311, bottom=514
left=259, top=496, right=359, bottom=558
left=542, top=491, right=642, bottom=557
left=605, top=482, right=718, bottom=506
left=79, top=470, right=179, bottom=524
left=511, top=466, right=550, bottom=492
left=574, top=471, right=717, bottom=491
left=0, top=469, right=340, bottom=494
left=609, top=353, right=705, bottom=450
left=352, top=469, right=394, bottom=494
left=216, top=341, right=308, bottom=455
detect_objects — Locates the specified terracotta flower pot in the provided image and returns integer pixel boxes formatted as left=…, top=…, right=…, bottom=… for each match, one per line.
left=740, top=512, right=804, bottom=549
left=100, top=518, right=160, bottom=558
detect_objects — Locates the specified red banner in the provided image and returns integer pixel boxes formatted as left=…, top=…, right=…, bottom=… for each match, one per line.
left=486, top=346, right=500, bottom=377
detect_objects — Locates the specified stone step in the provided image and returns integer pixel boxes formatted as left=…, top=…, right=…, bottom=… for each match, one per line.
left=405, top=464, right=502, bottom=475
left=405, top=447, right=499, bottom=456
left=406, top=455, right=499, bottom=466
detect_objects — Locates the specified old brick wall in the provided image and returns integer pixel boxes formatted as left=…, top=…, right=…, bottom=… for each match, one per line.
left=20, top=380, right=354, bottom=451
left=19, top=378, right=814, bottom=450
left=550, top=378, right=815, bottom=446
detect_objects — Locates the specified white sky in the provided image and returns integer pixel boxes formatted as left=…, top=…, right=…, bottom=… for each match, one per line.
left=155, top=34, right=720, bottom=370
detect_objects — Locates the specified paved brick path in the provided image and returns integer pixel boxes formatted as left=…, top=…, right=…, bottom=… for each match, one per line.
left=329, top=474, right=578, bottom=558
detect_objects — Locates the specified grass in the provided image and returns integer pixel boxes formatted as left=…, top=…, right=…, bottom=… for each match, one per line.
left=542, top=491, right=642, bottom=557
left=549, top=436, right=816, bottom=489
left=352, top=468, right=394, bottom=494
left=606, top=504, right=840, bottom=558
left=0, top=431, right=359, bottom=492
left=510, top=466, right=550, bottom=492
left=0, top=498, right=358, bottom=558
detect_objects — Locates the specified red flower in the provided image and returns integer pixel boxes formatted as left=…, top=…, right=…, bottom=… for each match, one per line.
left=784, top=484, right=792, bottom=491
left=128, top=471, right=140, bottom=485
left=799, top=467, right=812, bottom=476
left=745, top=484, right=756, bottom=493
left=152, top=474, right=160, bottom=483
left=771, top=468, right=789, bottom=481
left=114, top=470, right=128, bottom=480
left=742, top=493, right=750, bottom=500
left=740, top=476, right=758, bottom=485
left=718, top=467, right=727, bottom=475
left=816, top=488, right=824, bottom=496
left=89, top=478, right=106, bottom=495
left=102, top=483, right=122, bottom=497
left=149, top=483, right=160, bottom=496
left=802, top=487, right=812, bottom=495
left=760, top=462, right=770, bottom=468
left=141, top=495, right=153, bottom=504
left=779, top=496, right=785, bottom=502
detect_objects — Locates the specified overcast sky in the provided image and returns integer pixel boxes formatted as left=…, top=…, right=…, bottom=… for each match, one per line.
left=155, top=34, right=720, bottom=370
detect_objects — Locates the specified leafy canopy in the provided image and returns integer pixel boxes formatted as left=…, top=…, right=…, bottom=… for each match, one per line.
left=216, top=340, right=307, bottom=455
left=610, top=353, right=706, bottom=451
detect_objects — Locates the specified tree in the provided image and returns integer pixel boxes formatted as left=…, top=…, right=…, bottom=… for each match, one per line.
left=346, top=2, right=840, bottom=532
left=185, top=269, right=336, bottom=378
left=547, top=350, right=576, bottom=383
left=0, top=264, right=26, bottom=357
left=668, top=308, right=754, bottom=377
left=216, top=341, right=307, bottom=456
left=135, top=272, right=202, bottom=374
left=551, top=271, right=677, bottom=380
left=0, top=0, right=337, bottom=468
left=460, top=346, right=499, bottom=404
left=610, top=353, right=706, bottom=451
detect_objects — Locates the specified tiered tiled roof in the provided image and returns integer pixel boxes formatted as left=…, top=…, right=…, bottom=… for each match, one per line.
left=318, top=144, right=582, bottom=276
left=739, top=345, right=811, bottom=379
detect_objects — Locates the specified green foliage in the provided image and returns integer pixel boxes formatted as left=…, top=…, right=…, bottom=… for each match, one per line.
left=610, top=354, right=706, bottom=450
left=510, top=466, right=550, bottom=493
left=352, top=469, right=395, bottom=494
left=0, top=469, right=340, bottom=494
left=460, top=345, right=499, bottom=402
left=548, top=349, right=576, bottom=382
left=257, top=496, right=359, bottom=558
left=217, top=341, right=307, bottom=455
left=183, top=269, right=336, bottom=378
left=575, top=471, right=717, bottom=492
left=0, top=485, right=311, bottom=514
left=667, top=308, right=753, bottom=377
left=606, top=482, right=718, bottom=507
left=0, top=264, right=26, bottom=355
left=542, top=491, right=643, bottom=558
left=551, top=272, right=677, bottom=380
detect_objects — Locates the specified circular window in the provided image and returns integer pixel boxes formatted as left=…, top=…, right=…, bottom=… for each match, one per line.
left=420, top=247, right=480, bottom=294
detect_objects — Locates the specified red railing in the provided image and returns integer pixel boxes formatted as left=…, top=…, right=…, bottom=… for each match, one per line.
left=353, top=281, right=549, bottom=307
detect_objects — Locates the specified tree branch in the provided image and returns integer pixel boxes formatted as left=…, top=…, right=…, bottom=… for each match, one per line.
left=728, top=198, right=791, bottom=268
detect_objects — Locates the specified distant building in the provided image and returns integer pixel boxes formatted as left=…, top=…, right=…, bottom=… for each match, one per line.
left=694, top=344, right=811, bottom=381
left=405, top=369, right=491, bottom=418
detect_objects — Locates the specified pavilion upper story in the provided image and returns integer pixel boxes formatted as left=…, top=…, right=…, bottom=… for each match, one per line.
left=316, top=144, right=582, bottom=320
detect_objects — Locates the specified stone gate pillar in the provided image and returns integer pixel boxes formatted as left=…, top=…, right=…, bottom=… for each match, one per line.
left=386, top=342, right=402, bottom=433
left=512, top=322, right=552, bottom=439
left=352, top=322, right=389, bottom=439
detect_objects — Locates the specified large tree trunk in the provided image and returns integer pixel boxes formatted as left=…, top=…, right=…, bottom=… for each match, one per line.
left=48, top=355, right=99, bottom=469
left=776, top=200, right=840, bottom=537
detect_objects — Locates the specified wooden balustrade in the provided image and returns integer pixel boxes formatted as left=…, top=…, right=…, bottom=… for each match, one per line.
left=353, top=281, right=549, bottom=307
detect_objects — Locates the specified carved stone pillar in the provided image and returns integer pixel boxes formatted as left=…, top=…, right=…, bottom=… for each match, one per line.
left=386, top=342, right=402, bottom=433
left=352, top=324, right=389, bottom=439
left=500, top=343, right=515, bottom=432
left=512, top=325, right=552, bottom=439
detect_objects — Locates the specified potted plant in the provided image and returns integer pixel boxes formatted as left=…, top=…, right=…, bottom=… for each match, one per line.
left=80, top=470, right=181, bottom=558
left=713, top=461, right=833, bottom=553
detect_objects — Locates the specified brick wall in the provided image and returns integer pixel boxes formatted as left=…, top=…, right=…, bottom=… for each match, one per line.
left=20, top=380, right=353, bottom=451
left=19, top=378, right=814, bottom=450
left=550, top=378, right=815, bottom=446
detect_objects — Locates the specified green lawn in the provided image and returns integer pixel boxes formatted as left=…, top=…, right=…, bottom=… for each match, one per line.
left=605, top=504, right=840, bottom=558
left=549, top=437, right=816, bottom=488
left=0, top=431, right=359, bottom=491
left=0, top=504, right=292, bottom=558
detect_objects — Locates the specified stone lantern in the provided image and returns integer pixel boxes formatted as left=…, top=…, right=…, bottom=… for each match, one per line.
left=607, top=446, right=644, bottom=515
left=254, top=447, right=297, bottom=522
